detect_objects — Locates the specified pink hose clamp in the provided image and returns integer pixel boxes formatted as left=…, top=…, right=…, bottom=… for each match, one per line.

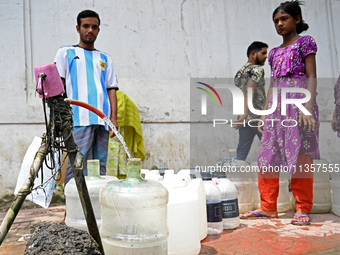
left=34, top=62, right=64, bottom=98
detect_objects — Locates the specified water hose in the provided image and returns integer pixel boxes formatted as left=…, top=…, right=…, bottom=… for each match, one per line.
left=65, top=98, right=132, bottom=158
left=65, top=98, right=106, bottom=118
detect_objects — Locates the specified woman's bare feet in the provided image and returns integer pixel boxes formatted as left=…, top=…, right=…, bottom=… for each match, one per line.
left=240, top=208, right=278, bottom=219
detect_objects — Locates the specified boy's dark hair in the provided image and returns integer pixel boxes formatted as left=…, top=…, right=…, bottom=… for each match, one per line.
left=77, top=10, right=100, bottom=27
left=273, top=0, right=308, bottom=34
left=247, top=41, right=268, bottom=57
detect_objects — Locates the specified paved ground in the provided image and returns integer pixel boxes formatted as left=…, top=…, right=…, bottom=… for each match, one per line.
left=200, top=211, right=340, bottom=254
left=0, top=206, right=65, bottom=254
left=0, top=206, right=340, bottom=254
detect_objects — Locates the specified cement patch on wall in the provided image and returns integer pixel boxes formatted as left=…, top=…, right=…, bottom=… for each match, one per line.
left=141, top=123, right=190, bottom=171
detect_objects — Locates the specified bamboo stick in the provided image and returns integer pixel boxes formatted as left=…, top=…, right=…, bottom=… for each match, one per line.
left=0, top=140, right=47, bottom=245
left=62, top=129, right=104, bottom=255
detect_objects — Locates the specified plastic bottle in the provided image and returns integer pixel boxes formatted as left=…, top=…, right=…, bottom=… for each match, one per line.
left=201, top=171, right=223, bottom=235
left=221, top=150, right=253, bottom=214
left=99, top=158, right=168, bottom=254
left=162, top=171, right=200, bottom=255
left=64, top=160, right=118, bottom=231
left=177, top=169, right=207, bottom=241
left=213, top=171, right=240, bottom=229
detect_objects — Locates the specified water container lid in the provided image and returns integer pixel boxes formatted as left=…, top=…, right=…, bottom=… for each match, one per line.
left=189, top=174, right=196, bottom=179
left=213, top=171, right=227, bottom=178
left=158, top=167, right=169, bottom=177
left=200, top=171, right=212, bottom=180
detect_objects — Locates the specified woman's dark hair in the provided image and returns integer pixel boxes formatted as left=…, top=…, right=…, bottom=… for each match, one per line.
left=77, top=10, right=100, bottom=27
left=273, top=0, right=309, bottom=34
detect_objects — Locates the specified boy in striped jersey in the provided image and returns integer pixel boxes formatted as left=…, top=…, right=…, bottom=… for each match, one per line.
left=54, top=10, right=118, bottom=185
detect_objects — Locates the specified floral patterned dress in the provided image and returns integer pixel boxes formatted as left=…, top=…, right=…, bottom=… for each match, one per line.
left=335, top=75, right=340, bottom=137
left=258, top=35, right=320, bottom=173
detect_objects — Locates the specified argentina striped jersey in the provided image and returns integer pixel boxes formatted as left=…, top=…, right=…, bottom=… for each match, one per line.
left=54, top=45, right=118, bottom=129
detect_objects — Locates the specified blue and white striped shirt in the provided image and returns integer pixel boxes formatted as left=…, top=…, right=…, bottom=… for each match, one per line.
left=54, top=45, right=118, bottom=129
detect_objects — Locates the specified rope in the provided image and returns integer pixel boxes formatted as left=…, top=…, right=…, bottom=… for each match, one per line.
left=25, top=88, right=76, bottom=194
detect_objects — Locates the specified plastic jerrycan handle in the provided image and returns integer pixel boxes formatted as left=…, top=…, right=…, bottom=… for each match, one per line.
left=141, top=169, right=149, bottom=179
left=178, top=169, right=202, bottom=179
left=145, top=170, right=162, bottom=181
left=177, top=169, right=191, bottom=176
left=172, top=174, right=187, bottom=188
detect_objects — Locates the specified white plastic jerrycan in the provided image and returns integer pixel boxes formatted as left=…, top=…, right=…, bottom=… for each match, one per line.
left=177, top=169, right=207, bottom=241
left=162, top=171, right=201, bottom=255
left=144, top=169, right=163, bottom=181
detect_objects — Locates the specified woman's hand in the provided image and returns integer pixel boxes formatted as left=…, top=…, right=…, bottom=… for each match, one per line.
left=298, top=106, right=316, bottom=132
left=258, top=115, right=266, bottom=134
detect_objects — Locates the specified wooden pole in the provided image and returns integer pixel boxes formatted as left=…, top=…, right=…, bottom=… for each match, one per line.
left=62, top=129, right=104, bottom=255
left=0, top=140, right=46, bottom=245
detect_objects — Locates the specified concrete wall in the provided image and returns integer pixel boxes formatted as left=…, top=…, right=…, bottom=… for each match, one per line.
left=1, top=0, right=339, bottom=195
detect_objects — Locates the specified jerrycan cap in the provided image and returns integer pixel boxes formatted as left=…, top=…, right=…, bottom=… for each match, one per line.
left=213, top=170, right=227, bottom=179
left=200, top=171, right=212, bottom=181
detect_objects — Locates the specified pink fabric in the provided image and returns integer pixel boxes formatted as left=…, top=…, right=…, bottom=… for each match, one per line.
left=258, top=35, right=320, bottom=173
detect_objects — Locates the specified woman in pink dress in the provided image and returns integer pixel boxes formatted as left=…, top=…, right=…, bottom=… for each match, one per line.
left=241, top=0, right=319, bottom=225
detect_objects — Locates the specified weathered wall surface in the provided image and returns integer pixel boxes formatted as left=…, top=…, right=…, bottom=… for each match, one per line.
left=0, top=0, right=339, bottom=195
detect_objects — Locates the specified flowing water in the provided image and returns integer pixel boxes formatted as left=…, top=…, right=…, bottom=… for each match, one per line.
left=103, top=116, right=132, bottom=159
